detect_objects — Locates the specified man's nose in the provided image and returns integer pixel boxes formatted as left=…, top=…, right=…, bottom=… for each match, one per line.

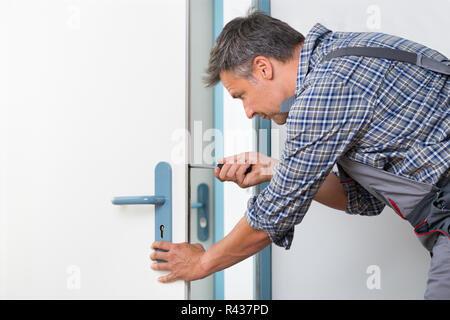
left=243, top=104, right=255, bottom=119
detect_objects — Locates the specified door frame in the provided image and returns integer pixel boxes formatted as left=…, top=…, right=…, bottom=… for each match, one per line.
left=212, top=0, right=273, bottom=301
left=212, top=0, right=225, bottom=301
left=251, top=0, right=272, bottom=301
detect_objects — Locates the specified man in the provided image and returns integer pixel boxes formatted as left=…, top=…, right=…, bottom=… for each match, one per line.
left=151, top=11, right=450, bottom=299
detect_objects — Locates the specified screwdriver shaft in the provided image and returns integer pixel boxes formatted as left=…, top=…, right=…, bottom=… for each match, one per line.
left=189, top=164, right=252, bottom=175
left=188, top=164, right=218, bottom=170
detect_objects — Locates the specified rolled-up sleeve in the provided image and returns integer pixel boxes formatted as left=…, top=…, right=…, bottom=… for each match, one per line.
left=245, top=80, right=373, bottom=249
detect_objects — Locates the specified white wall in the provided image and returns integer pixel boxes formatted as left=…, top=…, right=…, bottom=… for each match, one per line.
left=271, top=0, right=450, bottom=299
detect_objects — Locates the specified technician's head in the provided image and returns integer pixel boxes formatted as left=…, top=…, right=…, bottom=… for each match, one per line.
left=204, top=11, right=304, bottom=125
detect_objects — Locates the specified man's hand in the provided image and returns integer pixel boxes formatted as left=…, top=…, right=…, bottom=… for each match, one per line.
left=215, top=152, right=278, bottom=188
left=150, top=218, right=271, bottom=284
left=150, top=241, right=208, bottom=283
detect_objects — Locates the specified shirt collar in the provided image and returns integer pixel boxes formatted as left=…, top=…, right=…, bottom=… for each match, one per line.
left=295, top=23, right=333, bottom=95
left=280, top=23, right=332, bottom=113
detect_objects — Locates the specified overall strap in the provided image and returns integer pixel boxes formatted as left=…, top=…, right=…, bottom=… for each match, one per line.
left=280, top=46, right=450, bottom=113
left=322, top=46, right=450, bottom=76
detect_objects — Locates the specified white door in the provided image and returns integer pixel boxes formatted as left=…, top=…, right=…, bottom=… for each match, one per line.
left=0, top=0, right=188, bottom=299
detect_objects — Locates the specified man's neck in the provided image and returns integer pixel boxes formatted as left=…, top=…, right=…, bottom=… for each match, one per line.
left=284, top=42, right=303, bottom=99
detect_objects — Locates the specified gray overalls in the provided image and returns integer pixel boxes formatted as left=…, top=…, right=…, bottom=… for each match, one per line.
left=281, top=46, right=450, bottom=299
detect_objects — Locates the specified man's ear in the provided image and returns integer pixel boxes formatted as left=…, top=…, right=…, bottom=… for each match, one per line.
left=253, top=56, right=273, bottom=80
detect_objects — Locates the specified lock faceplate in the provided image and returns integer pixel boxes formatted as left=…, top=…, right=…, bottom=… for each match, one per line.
left=193, top=183, right=209, bottom=242
left=154, top=162, right=172, bottom=243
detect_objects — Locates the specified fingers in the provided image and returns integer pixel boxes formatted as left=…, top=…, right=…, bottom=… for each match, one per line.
left=150, top=242, right=207, bottom=283
left=235, top=163, right=252, bottom=185
left=150, top=262, right=177, bottom=283
left=226, top=163, right=240, bottom=179
left=151, top=241, right=172, bottom=251
left=217, top=163, right=247, bottom=182
left=216, top=153, right=253, bottom=182
left=221, top=152, right=250, bottom=166
left=218, top=163, right=232, bottom=181
left=215, top=158, right=224, bottom=180
left=192, top=243, right=203, bottom=249
left=214, top=165, right=221, bottom=179
left=157, top=273, right=177, bottom=283
left=150, top=242, right=174, bottom=283
left=215, top=153, right=265, bottom=188
left=151, top=261, right=170, bottom=271
left=150, top=241, right=171, bottom=276
left=149, top=249, right=169, bottom=262
left=217, top=156, right=236, bottom=181
left=219, top=163, right=244, bottom=181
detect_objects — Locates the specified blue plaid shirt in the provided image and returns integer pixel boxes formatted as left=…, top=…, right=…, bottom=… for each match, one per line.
left=245, top=23, right=450, bottom=249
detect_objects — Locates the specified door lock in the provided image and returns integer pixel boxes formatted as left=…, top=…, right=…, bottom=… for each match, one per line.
left=111, top=162, right=172, bottom=244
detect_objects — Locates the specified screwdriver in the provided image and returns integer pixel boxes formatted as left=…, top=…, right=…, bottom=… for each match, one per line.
left=189, top=163, right=253, bottom=175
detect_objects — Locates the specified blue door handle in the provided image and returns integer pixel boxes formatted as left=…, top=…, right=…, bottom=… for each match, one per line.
left=190, top=183, right=209, bottom=242
left=111, top=162, right=172, bottom=249
left=111, top=196, right=166, bottom=205
left=190, top=202, right=203, bottom=209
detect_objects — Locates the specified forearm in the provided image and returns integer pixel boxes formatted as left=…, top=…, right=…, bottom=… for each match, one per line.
left=201, top=217, right=271, bottom=276
left=263, top=161, right=347, bottom=211
left=313, top=172, right=348, bottom=211
left=151, top=165, right=347, bottom=283
left=260, top=157, right=347, bottom=211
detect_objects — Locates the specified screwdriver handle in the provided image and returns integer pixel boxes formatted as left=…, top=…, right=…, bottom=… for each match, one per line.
left=216, top=163, right=252, bottom=175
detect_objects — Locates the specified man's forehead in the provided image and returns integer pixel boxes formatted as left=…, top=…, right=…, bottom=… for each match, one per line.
left=219, top=70, right=236, bottom=85
left=220, top=71, right=247, bottom=92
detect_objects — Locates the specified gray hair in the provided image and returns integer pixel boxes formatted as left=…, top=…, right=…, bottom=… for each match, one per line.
left=204, top=10, right=305, bottom=87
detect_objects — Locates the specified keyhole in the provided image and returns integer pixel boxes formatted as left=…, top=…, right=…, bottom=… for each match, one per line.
left=160, top=225, right=165, bottom=239
left=199, top=217, right=207, bottom=229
